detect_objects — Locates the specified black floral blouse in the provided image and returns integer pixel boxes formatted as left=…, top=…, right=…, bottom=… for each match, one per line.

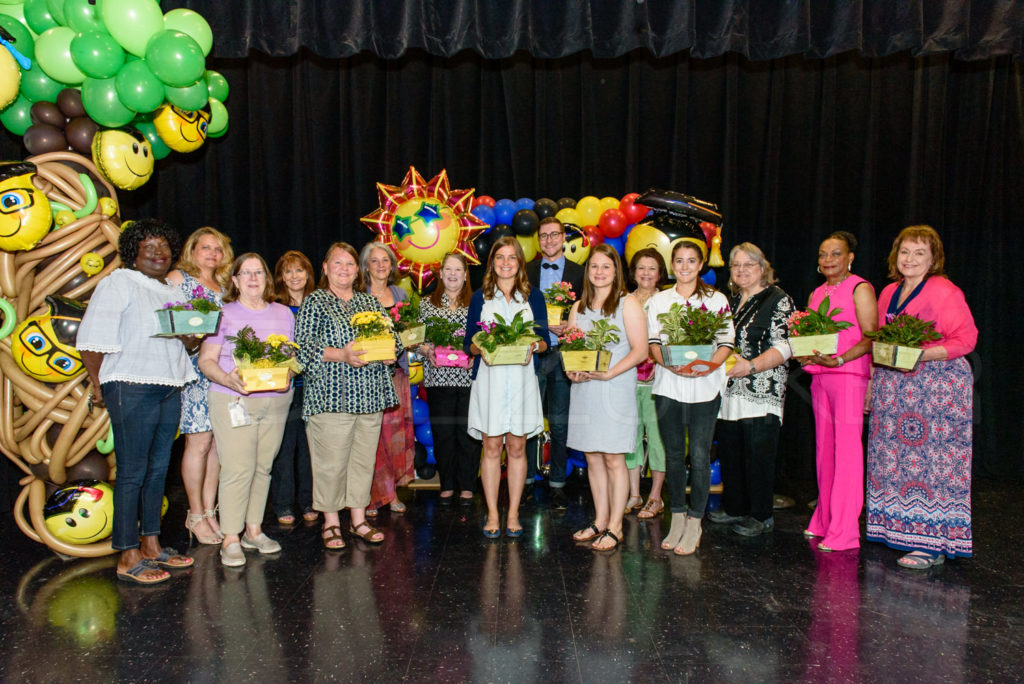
left=419, top=294, right=472, bottom=389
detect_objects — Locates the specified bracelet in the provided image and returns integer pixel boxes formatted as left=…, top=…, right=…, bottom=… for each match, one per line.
left=749, top=359, right=757, bottom=375
left=835, top=356, right=845, bottom=367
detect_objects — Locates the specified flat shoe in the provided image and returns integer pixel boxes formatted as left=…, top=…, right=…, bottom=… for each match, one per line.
left=302, top=507, right=320, bottom=522
left=150, top=547, right=194, bottom=569
left=349, top=521, right=384, bottom=544
left=277, top=511, right=296, bottom=525
left=897, top=551, right=945, bottom=570
left=390, top=500, right=407, bottom=514
left=573, top=522, right=605, bottom=542
left=803, top=529, right=822, bottom=539
left=117, top=559, right=169, bottom=585
left=817, top=542, right=834, bottom=552
left=220, top=542, right=246, bottom=567
left=322, top=525, right=345, bottom=550
left=240, top=532, right=282, bottom=554
left=366, top=508, right=379, bottom=518
left=459, top=495, right=474, bottom=507
left=637, top=498, right=664, bottom=520
left=624, top=496, right=643, bottom=514
left=505, top=526, right=523, bottom=538
left=483, top=526, right=500, bottom=539
left=592, top=530, right=621, bottom=551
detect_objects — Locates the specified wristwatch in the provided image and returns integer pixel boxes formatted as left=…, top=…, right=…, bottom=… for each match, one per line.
left=835, top=356, right=845, bottom=367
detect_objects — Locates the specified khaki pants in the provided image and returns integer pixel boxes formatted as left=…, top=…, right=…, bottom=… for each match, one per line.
left=306, top=412, right=382, bottom=512
left=209, top=390, right=292, bottom=535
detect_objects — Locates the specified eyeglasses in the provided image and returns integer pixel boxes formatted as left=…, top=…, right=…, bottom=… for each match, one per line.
left=730, top=262, right=761, bottom=271
left=538, top=232, right=564, bottom=241
left=237, top=270, right=265, bottom=278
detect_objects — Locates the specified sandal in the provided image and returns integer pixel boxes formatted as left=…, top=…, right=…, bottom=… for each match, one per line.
left=117, top=559, right=170, bottom=585
left=389, top=500, right=407, bottom=514
left=897, top=551, right=945, bottom=570
left=277, top=510, right=296, bottom=525
left=322, top=525, right=345, bottom=550
left=149, top=547, right=194, bottom=569
left=592, top=529, right=621, bottom=551
left=637, top=498, right=664, bottom=520
left=483, top=526, right=501, bottom=539
left=302, top=507, right=319, bottom=522
left=573, top=522, right=606, bottom=542
left=624, top=496, right=644, bottom=514
left=349, top=521, right=384, bottom=544
left=366, top=508, right=379, bottom=518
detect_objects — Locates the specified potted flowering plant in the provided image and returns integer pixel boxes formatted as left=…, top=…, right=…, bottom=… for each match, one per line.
left=226, top=326, right=302, bottom=391
left=389, top=294, right=425, bottom=348
left=786, top=295, right=852, bottom=357
left=868, top=313, right=940, bottom=371
left=543, top=281, right=576, bottom=326
left=154, top=285, right=221, bottom=336
left=471, top=310, right=541, bottom=366
left=655, top=301, right=732, bottom=366
left=424, top=316, right=470, bottom=367
left=350, top=310, right=396, bottom=361
left=559, top=320, right=620, bottom=372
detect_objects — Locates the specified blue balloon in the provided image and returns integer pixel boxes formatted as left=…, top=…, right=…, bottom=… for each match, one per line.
left=604, top=236, right=624, bottom=254
left=471, top=204, right=496, bottom=227
left=709, top=459, right=721, bottom=485
left=410, top=383, right=419, bottom=399
left=426, top=445, right=436, bottom=465
left=622, top=223, right=636, bottom=240
left=706, top=493, right=722, bottom=512
left=702, top=269, right=717, bottom=286
left=493, top=199, right=516, bottom=226
left=514, top=197, right=534, bottom=212
left=415, top=422, right=434, bottom=447
left=412, top=397, right=429, bottom=426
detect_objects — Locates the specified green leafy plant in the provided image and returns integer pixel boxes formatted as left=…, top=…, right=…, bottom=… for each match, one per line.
left=656, top=301, right=732, bottom=345
left=226, top=326, right=300, bottom=369
left=162, top=285, right=220, bottom=314
left=786, top=296, right=853, bottom=336
left=472, top=311, right=541, bottom=353
left=867, top=313, right=941, bottom=347
left=424, top=316, right=466, bottom=348
left=559, top=320, right=621, bottom=351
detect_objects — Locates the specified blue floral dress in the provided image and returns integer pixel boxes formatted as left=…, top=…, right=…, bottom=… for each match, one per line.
left=178, top=271, right=224, bottom=434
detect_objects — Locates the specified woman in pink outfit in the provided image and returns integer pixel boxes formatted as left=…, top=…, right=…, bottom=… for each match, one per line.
left=796, top=231, right=877, bottom=552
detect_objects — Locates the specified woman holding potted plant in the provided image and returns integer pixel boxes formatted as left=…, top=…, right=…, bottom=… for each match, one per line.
left=295, top=242, right=400, bottom=550
left=866, top=225, right=977, bottom=569
left=167, top=227, right=234, bottom=546
left=418, top=252, right=478, bottom=505
left=198, top=253, right=296, bottom=567
left=359, top=241, right=415, bottom=516
left=564, top=245, right=650, bottom=550
left=647, top=237, right=735, bottom=555
left=797, top=231, right=877, bottom=552
left=465, top=236, right=549, bottom=538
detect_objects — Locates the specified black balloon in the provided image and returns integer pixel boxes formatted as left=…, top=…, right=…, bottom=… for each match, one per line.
left=557, top=197, right=577, bottom=210
left=30, top=101, right=65, bottom=128
left=492, top=224, right=513, bottom=240
left=472, top=231, right=494, bottom=263
left=57, top=88, right=86, bottom=119
left=511, top=209, right=539, bottom=236
left=65, top=117, right=99, bottom=154
left=24, top=124, right=68, bottom=155
left=534, top=198, right=558, bottom=219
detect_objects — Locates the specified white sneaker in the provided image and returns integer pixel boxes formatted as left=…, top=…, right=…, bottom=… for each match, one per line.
left=240, top=532, right=282, bottom=554
left=220, top=542, right=246, bottom=567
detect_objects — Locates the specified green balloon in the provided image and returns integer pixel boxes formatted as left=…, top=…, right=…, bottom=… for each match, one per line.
left=164, top=79, right=206, bottom=110
left=115, top=59, right=163, bottom=112
left=19, top=61, right=65, bottom=102
left=162, top=8, right=212, bottom=56
left=45, top=0, right=65, bottom=26
left=23, top=0, right=58, bottom=34
left=71, top=31, right=125, bottom=79
left=64, top=0, right=108, bottom=34
left=101, top=0, right=164, bottom=57
left=204, top=70, right=228, bottom=102
left=206, top=96, right=227, bottom=137
left=144, top=30, right=204, bottom=87
left=134, top=119, right=170, bottom=159
left=0, top=4, right=28, bottom=27
left=0, top=95, right=33, bottom=135
left=36, top=27, right=86, bottom=85
left=0, top=16, right=35, bottom=62
left=81, top=76, right=134, bottom=127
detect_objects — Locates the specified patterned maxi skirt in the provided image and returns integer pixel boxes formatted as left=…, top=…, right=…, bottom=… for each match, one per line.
left=368, top=367, right=416, bottom=510
left=866, top=356, right=974, bottom=558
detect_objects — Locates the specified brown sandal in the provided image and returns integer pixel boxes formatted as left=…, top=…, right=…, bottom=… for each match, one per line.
left=322, top=525, right=345, bottom=550
left=637, top=498, right=664, bottom=520
left=349, top=521, right=384, bottom=544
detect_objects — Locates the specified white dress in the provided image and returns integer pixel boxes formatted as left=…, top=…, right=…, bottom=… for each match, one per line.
left=467, top=291, right=544, bottom=440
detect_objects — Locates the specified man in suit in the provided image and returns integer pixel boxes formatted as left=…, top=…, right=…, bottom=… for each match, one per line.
left=525, top=217, right=584, bottom=509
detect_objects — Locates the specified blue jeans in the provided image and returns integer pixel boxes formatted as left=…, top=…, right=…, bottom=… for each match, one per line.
left=654, top=393, right=721, bottom=516
left=103, top=382, right=182, bottom=551
left=526, top=349, right=570, bottom=486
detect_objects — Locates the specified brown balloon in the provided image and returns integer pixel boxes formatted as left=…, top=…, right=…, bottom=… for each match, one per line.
left=30, top=101, right=66, bottom=129
left=66, top=451, right=113, bottom=481
left=65, top=117, right=99, bottom=155
left=56, top=88, right=86, bottom=119
left=23, top=124, right=68, bottom=155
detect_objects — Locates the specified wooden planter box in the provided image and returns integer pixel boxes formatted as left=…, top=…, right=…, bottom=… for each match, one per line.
left=434, top=345, right=470, bottom=367
left=398, top=323, right=426, bottom=348
left=788, top=333, right=838, bottom=358
left=662, top=344, right=713, bottom=366
left=872, top=342, right=924, bottom=371
left=480, top=344, right=532, bottom=366
left=546, top=303, right=566, bottom=327
left=154, top=309, right=221, bottom=336
left=352, top=336, right=396, bottom=362
left=560, top=349, right=612, bottom=372
left=239, top=366, right=290, bottom=392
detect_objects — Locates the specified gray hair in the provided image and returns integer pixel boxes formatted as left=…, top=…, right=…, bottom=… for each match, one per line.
left=727, top=242, right=777, bottom=294
left=358, top=241, right=397, bottom=287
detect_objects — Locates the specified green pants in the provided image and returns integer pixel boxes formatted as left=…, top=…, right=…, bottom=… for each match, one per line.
left=625, top=383, right=665, bottom=472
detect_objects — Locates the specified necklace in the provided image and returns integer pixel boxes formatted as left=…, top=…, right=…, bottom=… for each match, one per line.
left=822, top=272, right=850, bottom=298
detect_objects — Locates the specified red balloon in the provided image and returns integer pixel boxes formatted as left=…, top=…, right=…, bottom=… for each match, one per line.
left=474, top=195, right=496, bottom=208
left=598, top=208, right=627, bottom=238
left=700, top=221, right=717, bottom=245
left=619, top=193, right=650, bottom=224
left=584, top=225, right=604, bottom=247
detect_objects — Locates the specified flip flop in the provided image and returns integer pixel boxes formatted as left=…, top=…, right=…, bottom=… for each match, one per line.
left=117, top=559, right=170, bottom=585
left=592, top=529, right=621, bottom=551
left=150, top=547, right=194, bottom=569
left=572, top=522, right=605, bottom=542
left=349, top=521, right=384, bottom=544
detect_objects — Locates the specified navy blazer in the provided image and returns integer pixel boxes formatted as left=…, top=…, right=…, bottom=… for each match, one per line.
left=526, top=257, right=585, bottom=299
left=463, top=286, right=549, bottom=379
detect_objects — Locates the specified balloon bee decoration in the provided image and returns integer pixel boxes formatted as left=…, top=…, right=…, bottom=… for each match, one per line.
left=11, top=295, right=87, bottom=383
left=153, top=104, right=210, bottom=153
left=562, top=224, right=591, bottom=266
left=624, top=188, right=725, bottom=273
left=44, top=480, right=115, bottom=544
left=0, top=161, right=52, bottom=252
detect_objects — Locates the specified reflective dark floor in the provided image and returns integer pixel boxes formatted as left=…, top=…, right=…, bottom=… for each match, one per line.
left=2, top=477, right=1023, bottom=683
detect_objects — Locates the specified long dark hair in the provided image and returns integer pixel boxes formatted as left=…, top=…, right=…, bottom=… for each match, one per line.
left=671, top=240, right=715, bottom=299
left=273, top=250, right=315, bottom=304
left=481, top=236, right=530, bottom=301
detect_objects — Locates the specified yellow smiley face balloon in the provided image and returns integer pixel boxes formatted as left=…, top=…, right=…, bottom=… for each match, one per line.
left=91, top=128, right=155, bottom=191
left=11, top=295, right=86, bottom=383
left=563, top=225, right=591, bottom=266
left=0, top=161, right=52, bottom=252
left=44, top=480, right=115, bottom=544
left=153, top=104, right=210, bottom=153
left=80, top=252, right=104, bottom=275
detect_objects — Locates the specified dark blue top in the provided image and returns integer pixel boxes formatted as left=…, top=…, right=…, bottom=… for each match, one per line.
left=464, top=286, right=549, bottom=379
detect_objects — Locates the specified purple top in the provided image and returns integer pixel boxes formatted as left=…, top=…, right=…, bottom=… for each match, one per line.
left=205, top=300, right=296, bottom=398
left=805, top=274, right=873, bottom=378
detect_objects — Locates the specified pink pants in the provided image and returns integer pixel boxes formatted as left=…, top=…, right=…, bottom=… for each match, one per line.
left=807, top=373, right=868, bottom=550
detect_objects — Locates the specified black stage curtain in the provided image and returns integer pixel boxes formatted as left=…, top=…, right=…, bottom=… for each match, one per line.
left=164, top=0, right=1024, bottom=61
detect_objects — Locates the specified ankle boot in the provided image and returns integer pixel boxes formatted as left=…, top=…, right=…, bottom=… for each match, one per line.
left=661, top=512, right=688, bottom=550
left=674, top=515, right=703, bottom=555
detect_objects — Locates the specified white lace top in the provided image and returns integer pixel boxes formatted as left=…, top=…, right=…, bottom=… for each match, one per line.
left=77, top=269, right=199, bottom=387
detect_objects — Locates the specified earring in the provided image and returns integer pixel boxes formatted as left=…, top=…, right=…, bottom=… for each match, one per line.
left=816, top=265, right=822, bottom=274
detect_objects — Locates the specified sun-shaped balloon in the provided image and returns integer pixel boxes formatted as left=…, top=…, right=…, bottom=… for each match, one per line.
left=361, top=167, right=489, bottom=290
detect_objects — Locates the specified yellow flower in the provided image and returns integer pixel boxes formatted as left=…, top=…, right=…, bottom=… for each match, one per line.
left=266, top=333, right=289, bottom=349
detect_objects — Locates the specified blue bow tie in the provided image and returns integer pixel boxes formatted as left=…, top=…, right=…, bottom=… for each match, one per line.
left=542, top=262, right=559, bottom=270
